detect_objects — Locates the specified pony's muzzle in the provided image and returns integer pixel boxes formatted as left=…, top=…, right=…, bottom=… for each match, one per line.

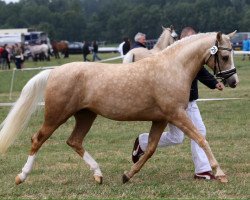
left=227, top=74, right=239, bottom=88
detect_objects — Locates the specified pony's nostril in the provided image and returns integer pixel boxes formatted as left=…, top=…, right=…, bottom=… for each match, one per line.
left=230, top=80, right=237, bottom=88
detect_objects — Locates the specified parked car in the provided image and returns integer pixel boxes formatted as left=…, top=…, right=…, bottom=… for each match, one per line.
left=231, top=32, right=250, bottom=50
left=68, top=42, right=83, bottom=54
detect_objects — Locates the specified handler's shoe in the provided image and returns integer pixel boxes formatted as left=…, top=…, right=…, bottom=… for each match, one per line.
left=194, top=171, right=216, bottom=180
left=132, top=137, right=144, bottom=163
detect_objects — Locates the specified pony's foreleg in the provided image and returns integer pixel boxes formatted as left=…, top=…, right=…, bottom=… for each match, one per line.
left=45, top=52, right=50, bottom=61
left=66, top=109, right=103, bottom=184
left=83, top=151, right=103, bottom=184
left=172, top=111, right=228, bottom=183
left=123, top=121, right=167, bottom=183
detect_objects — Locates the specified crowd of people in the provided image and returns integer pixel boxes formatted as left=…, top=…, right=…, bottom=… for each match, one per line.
left=0, top=43, right=24, bottom=70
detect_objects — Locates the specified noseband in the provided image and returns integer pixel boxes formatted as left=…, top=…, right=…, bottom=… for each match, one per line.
left=205, top=40, right=236, bottom=83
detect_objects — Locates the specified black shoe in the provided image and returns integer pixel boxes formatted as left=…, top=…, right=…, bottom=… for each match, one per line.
left=194, top=171, right=216, bottom=180
left=132, top=137, right=144, bottom=163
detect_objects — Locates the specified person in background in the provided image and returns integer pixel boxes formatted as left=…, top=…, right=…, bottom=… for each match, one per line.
left=132, top=32, right=146, bottom=48
left=0, top=45, right=3, bottom=68
left=118, top=39, right=125, bottom=56
left=122, top=37, right=131, bottom=55
left=1, top=44, right=10, bottom=69
left=242, top=35, right=250, bottom=61
left=92, top=40, right=101, bottom=61
left=13, top=43, right=24, bottom=69
left=131, top=27, right=225, bottom=180
left=82, top=41, right=90, bottom=62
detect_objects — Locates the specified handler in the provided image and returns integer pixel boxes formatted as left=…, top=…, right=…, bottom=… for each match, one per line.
left=132, top=27, right=224, bottom=180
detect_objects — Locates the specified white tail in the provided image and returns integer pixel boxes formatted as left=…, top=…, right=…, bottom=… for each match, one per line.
left=0, top=69, right=52, bottom=154
left=122, top=52, right=134, bottom=63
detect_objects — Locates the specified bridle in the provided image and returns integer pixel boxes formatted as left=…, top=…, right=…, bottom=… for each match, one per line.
left=205, top=40, right=236, bottom=83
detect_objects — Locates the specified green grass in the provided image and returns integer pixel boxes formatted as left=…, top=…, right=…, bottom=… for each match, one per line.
left=0, top=55, right=249, bottom=199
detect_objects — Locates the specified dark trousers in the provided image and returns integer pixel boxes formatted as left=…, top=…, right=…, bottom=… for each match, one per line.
left=15, top=58, right=22, bottom=69
left=83, top=54, right=90, bottom=61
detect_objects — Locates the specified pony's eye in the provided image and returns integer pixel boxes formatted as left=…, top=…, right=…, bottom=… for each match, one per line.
left=222, top=56, right=229, bottom=62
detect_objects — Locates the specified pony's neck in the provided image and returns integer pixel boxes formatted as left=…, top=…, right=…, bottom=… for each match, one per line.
left=184, top=34, right=215, bottom=80
left=165, top=33, right=216, bottom=82
left=153, top=29, right=172, bottom=51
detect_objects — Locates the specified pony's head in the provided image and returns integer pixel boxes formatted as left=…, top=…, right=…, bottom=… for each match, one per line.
left=205, top=31, right=239, bottom=88
left=161, top=25, right=178, bottom=46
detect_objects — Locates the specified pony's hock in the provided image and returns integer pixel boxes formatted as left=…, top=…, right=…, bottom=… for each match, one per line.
left=0, top=31, right=238, bottom=185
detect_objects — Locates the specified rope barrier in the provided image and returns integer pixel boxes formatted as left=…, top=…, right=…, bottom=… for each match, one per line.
left=0, top=98, right=246, bottom=107
left=196, top=97, right=245, bottom=101
left=234, top=51, right=250, bottom=55
left=1, top=53, right=246, bottom=101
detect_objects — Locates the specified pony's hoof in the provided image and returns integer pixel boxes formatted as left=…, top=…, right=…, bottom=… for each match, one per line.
left=216, top=175, right=228, bottom=183
left=93, top=175, right=103, bottom=184
left=122, top=173, right=130, bottom=184
left=15, top=175, right=23, bottom=185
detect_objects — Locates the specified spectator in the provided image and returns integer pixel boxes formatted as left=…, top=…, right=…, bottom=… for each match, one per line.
left=132, top=32, right=146, bottom=48
left=82, top=41, right=90, bottom=62
left=122, top=37, right=131, bottom=55
left=1, top=44, right=10, bottom=69
left=118, top=40, right=125, bottom=56
left=92, top=41, right=101, bottom=61
left=242, top=35, right=250, bottom=61
left=13, top=44, right=24, bottom=69
left=0, top=46, right=3, bottom=69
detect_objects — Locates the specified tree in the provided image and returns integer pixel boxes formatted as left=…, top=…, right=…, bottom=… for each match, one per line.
left=0, top=0, right=249, bottom=42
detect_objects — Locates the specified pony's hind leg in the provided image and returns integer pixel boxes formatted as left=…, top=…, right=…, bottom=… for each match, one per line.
left=15, top=123, right=59, bottom=185
left=66, top=109, right=102, bottom=184
left=15, top=98, right=74, bottom=185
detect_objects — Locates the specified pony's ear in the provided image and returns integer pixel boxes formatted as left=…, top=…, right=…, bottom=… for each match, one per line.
left=216, top=32, right=222, bottom=43
left=228, top=30, right=237, bottom=39
left=170, top=25, right=174, bottom=30
left=162, top=25, right=166, bottom=30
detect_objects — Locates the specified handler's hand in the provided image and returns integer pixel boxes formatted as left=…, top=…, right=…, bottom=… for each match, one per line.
left=216, top=82, right=224, bottom=91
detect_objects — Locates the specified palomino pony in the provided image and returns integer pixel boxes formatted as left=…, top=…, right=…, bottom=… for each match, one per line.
left=0, top=31, right=238, bottom=185
left=123, top=25, right=178, bottom=63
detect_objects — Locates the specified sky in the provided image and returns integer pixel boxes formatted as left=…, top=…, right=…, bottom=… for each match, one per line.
left=2, top=0, right=19, bottom=3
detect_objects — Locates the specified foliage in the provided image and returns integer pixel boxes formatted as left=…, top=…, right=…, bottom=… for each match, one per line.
left=0, top=0, right=250, bottom=42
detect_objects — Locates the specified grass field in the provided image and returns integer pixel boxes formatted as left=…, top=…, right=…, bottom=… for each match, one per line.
left=0, top=54, right=249, bottom=199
